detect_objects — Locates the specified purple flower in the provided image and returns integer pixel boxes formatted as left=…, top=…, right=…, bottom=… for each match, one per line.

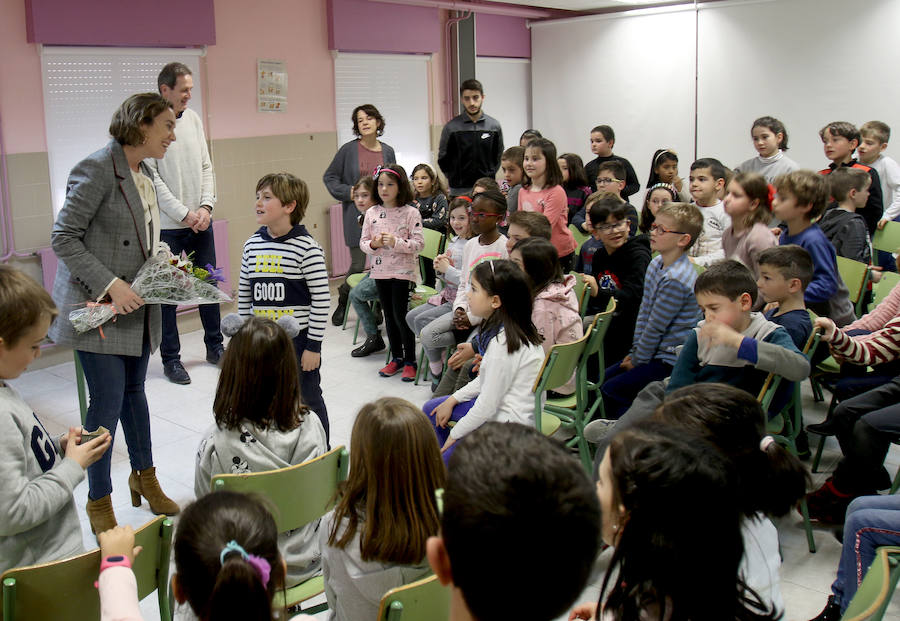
left=205, top=264, right=226, bottom=283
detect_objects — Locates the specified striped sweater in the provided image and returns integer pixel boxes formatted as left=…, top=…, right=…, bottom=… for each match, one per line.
left=238, top=225, right=330, bottom=352
left=830, top=315, right=900, bottom=367
left=630, top=253, right=703, bottom=366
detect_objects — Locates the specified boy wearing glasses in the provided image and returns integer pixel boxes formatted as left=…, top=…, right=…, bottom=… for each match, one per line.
left=582, top=195, right=651, bottom=364
left=598, top=202, right=704, bottom=419
left=593, top=160, right=639, bottom=235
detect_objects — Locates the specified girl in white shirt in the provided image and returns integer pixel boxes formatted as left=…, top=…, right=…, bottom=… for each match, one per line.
left=423, top=259, right=544, bottom=461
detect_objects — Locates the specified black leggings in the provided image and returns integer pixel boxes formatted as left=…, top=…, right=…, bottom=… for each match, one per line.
left=375, top=279, right=416, bottom=363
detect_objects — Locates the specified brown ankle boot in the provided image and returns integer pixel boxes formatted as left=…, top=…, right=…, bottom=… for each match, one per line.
left=86, top=495, right=117, bottom=534
left=129, top=467, right=180, bottom=515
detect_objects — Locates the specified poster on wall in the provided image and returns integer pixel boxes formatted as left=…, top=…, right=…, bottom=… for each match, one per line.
left=257, top=59, right=287, bottom=112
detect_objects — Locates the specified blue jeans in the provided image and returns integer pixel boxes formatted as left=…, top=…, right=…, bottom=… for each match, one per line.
left=76, top=340, right=153, bottom=499
left=292, top=329, right=329, bottom=444
left=423, top=395, right=476, bottom=463
left=160, top=227, right=223, bottom=363
left=600, top=359, right=672, bottom=420
left=833, top=494, right=900, bottom=611
left=349, top=275, right=380, bottom=337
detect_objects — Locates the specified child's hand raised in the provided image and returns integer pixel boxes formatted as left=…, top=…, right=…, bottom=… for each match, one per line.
left=698, top=320, right=743, bottom=350
left=64, top=427, right=111, bottom=470
left=98, top=525, right=142, bottom=564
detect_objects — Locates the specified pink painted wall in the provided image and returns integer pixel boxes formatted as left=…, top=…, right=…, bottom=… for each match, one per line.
left=327, top=0, right=440, bottom=54
left=476, top=13, right=531, bottom=58
left=205, top=0, right=337, bottom=139
left=25, top=0, right=215, bottom=46
left=1, top=0, right=46, bottom=153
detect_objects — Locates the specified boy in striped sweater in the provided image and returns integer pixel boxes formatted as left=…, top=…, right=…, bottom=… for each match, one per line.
left=599, top=202, right=704, bottom=419
left=238, top=173, right=331, bottom=439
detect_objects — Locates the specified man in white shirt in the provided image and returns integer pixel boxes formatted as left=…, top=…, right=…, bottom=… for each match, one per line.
left=148, top=62, right=222, bottom=385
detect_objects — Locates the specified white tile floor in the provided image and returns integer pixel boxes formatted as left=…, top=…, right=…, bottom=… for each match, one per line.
left=9, top=286, right=900, bottom=621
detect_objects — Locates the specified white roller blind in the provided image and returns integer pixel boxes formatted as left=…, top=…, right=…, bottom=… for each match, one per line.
left=333, top=52, right=431, bottom=175
left=475, top=57, right=531, bottom=151
left=40, top=47, right=204, bottom=216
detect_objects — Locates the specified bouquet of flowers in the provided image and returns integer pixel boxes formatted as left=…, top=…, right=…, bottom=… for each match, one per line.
left=69, top=245, right=232, bottom=334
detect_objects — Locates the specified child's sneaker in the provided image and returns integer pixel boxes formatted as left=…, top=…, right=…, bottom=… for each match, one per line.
left=401, top=363, right=417, bottom=382
left=379, top=359, right=402, bottom=377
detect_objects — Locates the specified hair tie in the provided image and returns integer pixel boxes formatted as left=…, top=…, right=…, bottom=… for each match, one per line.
left=766, top=184, right=776, bottom=211
left=458, top=195, right=473, bottom=203
left=373, top=165, right=401, bottom=179
left=759, top=435, right=775, bottom=452
left=219, top=540, right=271, bottom=587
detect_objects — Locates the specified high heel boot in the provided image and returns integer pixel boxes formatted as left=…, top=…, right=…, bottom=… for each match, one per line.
left=128, top=467, right=180, bottom=515
left=86, top=495, right=117, bottom=534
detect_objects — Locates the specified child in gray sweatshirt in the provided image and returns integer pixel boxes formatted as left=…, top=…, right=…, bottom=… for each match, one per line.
left=194, top=316, right=326, bottom=585
left=0, top=265, right=111, bottom=572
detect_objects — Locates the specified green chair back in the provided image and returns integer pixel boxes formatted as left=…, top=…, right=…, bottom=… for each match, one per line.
left=836, top=255, right=871, bottom=316
left=212, top=446, right=349, bottom=611
left=841, top=546, right=900, bottom=621
left=532, top=333, right=589, bottom=436
left=569, top=223, right=589, bottom=255
left=420, top=228, right=444, bottom=262
left=570, top=272, right=591, bottom=317
left=377, top=574, right=450, bottom=621
left=871, top=221, right=900, bottom=267
left=871, top=272, right=900, bottom=313
left=2, top=516, right=173, bottom=621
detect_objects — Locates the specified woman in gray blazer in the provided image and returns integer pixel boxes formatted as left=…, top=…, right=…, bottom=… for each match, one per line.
left=323, top=104, right=396, bottom=324
left=50, top=93, right=181, bottom=534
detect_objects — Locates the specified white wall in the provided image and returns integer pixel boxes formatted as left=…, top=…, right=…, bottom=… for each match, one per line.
left=475, top=57, right=532, bottom=150
left=532, top=0, right=900, bottom=204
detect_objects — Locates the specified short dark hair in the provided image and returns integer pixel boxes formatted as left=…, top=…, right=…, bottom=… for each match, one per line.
left=501, top=146, right=525, bottom=169
left=591, top=124, right=615, bottom=143
left=596, top=159, right=626, bottom=182
left=351, top=104, right=385, bottom=137
left=519, top=129, right=542, bottom=143
left=694, top=259, right=758, bottom=305
left=828, top=166, right=870, bottom=203
left=109, top=93, right=172, bottom=147
left=512, top=236, right=562, bottom=293
left=373, top=164, right=414, bottom=207
left=819, top=121, right=860, bottom=145
left=773, top=170, right=829, bottom=220
left=589, top=195, right=628, bottom=227
left=757, top=245, right=814, bottom=290
left=751, top=116, right=789, bottom=150
left=471, top=188, right=506, bottom=215
left=157, top=62, right=192, bottom=91
left=459, top=78, right=483, bottom=95
left=507, top=210, right=551, bottom=240
left=472, top=177, right=500, bottom=194
left=256, top=173, right=310, bottom=225
left=443, top=423, right=600, bottom=621
left=690, top=158, right=727, bottom=182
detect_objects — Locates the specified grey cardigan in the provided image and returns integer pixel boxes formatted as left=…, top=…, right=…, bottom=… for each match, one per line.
left=323, top=139, right=396, bottom=247
left=49, top=139, right=161, bottom=356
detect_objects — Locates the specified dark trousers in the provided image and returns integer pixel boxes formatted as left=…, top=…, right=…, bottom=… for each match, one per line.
left=77, top=338, right=153, bottom=499
left=600, top=359, right=672, bottom=419
left=375, top=279, right=416, bottom=363
left=160, top=227, right=223, bottom=363
left=833, top=376, right=900, bottom=495
left=292, top=329, right=329, bottom=443
left=560, top=252, right=575, bottom=273
left=345, top=246, right=366, bottom=284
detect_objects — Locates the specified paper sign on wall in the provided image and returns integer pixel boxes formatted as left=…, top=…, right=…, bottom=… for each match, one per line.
left=257, top=59, right=287, bottom=112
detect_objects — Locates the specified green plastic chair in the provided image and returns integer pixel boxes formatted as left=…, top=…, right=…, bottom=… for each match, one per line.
left=841, top=546, right=900, bottom=621
left=569, top=223, right=589, bottom=255
left=412, top=229, right=446, bottom=383
left=870, top=271, right=900, bottom=313
left=532, top=333, right=587, bottom=442
left=377, top=574, right=450, bottom=621
left=341, top=271, right=370, bottom=345
left=837, top=255, right=871, bottom=318
left=757, top=327, right=820, bottom=553
left=570, top=271, right=592, bottom=318
left=871, top=220, right=900, bottom=268
left=212, top=445, right=350, bottom=614
left=1, top=515, right=173, bottom=621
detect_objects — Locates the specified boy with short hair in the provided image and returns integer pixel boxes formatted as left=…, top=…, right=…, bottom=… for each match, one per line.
left=0, top=265, right=112, bottom=572
left=593, top=160, right=639, bottom=234
left=599, top=202, right=704, bottom=419
left=859, top=121, right=900, bottom=270
left=818, top=121, right=883, bottom=235
left=505, top=210, right=551, bottom=254
left=427, top=422, right=600, bottom=621
left=819, top=167, right=872, bottom=263
left=573, top=191, right=610, bottom=274
left=584, top=124, right=639, bottom=199
left=773, top=170, right=856, bottom=327
left=688, top=158, right=731, bottom=266
left=582, top=197, right=652, bottom=364
left=239, top=172, right=331, bottom=438
left=756, top=245, right=814, bottom=350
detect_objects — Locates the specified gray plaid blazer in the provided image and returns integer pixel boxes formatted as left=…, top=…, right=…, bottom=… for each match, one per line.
left=49, top=139, right=161, bottom=356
